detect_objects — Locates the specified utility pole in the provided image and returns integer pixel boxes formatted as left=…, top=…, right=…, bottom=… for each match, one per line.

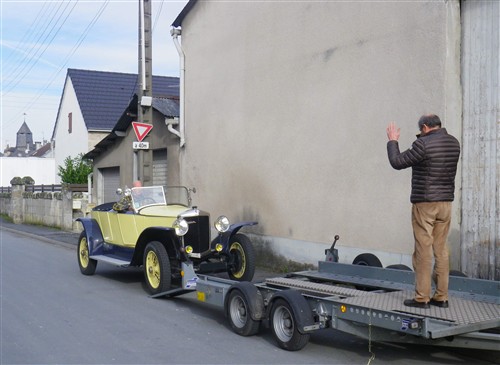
left=137, top=0, right=153, bottom=185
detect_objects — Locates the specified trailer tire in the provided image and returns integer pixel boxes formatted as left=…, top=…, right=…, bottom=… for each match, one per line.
left=450, top=270, right=467, bottom=277
left=386, top=264, right=412, bottom=271
left=353, top=253, right=383, bottom=267
left=78, top=232, right=97, bottom=275
left=227, top=289, right=260, bottom=336
left=270, top=299, right=310, bottom=351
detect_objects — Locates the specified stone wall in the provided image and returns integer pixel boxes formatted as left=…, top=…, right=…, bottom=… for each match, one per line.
left=0, top=184, right=91, bottom=232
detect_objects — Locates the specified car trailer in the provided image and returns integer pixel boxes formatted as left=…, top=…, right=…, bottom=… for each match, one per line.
left=153, top=251, right=499, bottom=352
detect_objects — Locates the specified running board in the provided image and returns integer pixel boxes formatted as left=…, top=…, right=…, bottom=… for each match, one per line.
left=90, top=255, right=130, bottom=267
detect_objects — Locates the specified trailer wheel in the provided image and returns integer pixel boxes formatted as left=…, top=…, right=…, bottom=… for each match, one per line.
left=386, top=264, right=412, bottom=271
left=270, top=299, right=310, bottom=351
left=78, top=232, right=97, bottom=275
left=227, top=234, right=256, bottom=282
left=450, top=270, right=467, bottom=277
left=144, top=241, right=171, bottom=295
left=352, top=253, right=382, bottom=267
left=227, top=289, right=260, bottom=336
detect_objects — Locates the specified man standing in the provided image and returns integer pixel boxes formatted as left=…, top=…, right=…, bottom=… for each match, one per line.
left=386, top=114, right=460, bottom=309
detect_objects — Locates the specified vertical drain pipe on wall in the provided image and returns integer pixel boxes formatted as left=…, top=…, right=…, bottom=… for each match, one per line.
left=170, top=27, right=185, bottom=147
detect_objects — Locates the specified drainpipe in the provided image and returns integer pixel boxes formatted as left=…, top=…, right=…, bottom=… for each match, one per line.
left=170, top=27, right=185, bottom=147
left=166, top=117, right=181, bottom=139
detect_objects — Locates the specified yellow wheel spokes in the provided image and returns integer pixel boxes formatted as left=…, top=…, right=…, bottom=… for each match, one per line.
left=230, top=242, right=246, bottom=279
left=79, top=238, right=89, bottom=268
left=146, top=251, right=160, bottom=289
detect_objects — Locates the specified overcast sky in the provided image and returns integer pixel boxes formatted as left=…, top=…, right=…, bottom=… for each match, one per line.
left=0, top=0, right=189, bottom=151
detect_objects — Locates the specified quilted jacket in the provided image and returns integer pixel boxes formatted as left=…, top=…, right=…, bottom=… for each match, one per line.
left=387, top=128, right=460, bottom=203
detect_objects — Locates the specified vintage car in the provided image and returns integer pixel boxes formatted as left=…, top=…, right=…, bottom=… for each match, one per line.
left=77, top=185, right=257, bottom=295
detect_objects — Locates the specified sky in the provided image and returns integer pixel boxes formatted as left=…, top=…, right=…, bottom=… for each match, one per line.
left=0, top=0, right=189, bottom=151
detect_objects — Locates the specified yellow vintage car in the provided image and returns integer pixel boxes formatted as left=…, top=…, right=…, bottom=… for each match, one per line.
left=77, top=186, right=257, bottom=295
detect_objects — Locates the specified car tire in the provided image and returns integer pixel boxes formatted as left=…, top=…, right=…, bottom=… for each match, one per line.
left=144, top=241, right=171, bottom=295
left=227, top=234, right=256, bottom=282
left=78, top=232, right=97, bottom=275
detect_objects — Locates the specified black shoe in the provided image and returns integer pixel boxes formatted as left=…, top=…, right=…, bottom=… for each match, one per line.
left=403, top=299, right=430, bottom=309
left=430, top=299, right=449, bottom=308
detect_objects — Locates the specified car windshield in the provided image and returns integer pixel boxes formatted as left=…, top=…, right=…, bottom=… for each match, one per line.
left=130, top=186, right=191, bottom=209
left=131, top=186, right=166, bottom=209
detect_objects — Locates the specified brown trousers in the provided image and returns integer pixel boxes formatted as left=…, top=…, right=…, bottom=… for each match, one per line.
left=411, top=202, right=452, bottom=302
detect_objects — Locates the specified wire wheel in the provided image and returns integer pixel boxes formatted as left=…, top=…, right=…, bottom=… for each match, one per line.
left=77, top=232, right=96, bottom=275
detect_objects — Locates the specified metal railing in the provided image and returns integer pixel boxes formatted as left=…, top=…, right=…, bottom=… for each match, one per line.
left=0, top=184, right=88, bottom=193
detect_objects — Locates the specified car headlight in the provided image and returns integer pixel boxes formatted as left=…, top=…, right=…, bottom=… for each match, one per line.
left=173, top=218, right=189, bottom=236
left=214, top=215, right=230, bottom=233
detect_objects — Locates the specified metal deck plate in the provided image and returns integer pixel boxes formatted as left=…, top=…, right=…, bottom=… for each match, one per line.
left=340, top=290, right=500, bottom=326
left=265, top=277, right=371, bottom=297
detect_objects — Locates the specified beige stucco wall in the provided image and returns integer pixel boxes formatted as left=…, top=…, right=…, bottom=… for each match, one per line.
left=178, top=0, right=462, bottom=266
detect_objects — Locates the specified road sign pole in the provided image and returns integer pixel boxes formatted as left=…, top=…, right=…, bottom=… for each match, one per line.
left=137, top=0, right=153, bottom=185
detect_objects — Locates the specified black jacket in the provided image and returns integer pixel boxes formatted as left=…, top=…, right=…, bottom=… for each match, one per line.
left=387, top=128, right=460, bottom=203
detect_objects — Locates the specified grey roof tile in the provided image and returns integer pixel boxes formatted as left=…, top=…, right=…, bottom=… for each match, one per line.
left=67, top=69, right=179, bottom=131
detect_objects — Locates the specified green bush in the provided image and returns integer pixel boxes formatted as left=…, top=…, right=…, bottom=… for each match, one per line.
left=57, top=154, right=93, bottom=184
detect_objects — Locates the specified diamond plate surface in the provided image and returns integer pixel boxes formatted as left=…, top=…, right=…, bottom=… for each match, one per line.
left=265, top=277, right=370, bottom=297
left=340, top=290, right=500, bottom=326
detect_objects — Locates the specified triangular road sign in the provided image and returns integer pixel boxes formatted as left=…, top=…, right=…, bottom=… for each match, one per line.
left=132, top=122, right=153, bottom=142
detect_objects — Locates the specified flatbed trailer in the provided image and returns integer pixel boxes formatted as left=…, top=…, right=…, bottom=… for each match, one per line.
left=155, top=259, right=500, bottom=352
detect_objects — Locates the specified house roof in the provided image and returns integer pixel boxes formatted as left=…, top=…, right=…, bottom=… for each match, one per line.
left=84, top=95, right=179, bottom=160
left=52, top=69, right=179, bottom=139
left=172, top=0, right=198, bottom=27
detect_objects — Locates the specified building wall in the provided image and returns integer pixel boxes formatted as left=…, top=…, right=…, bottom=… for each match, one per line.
left=0, top=157, right=56, bottom=186
left=178, top=0, right=462, bottom=266
left=461, top=0, right=499, bottom=280
left=52, top=77, right=92, bottom=182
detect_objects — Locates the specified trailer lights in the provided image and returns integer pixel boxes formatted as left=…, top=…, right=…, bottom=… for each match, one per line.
left=340, top=305, right=347, bottom=313
left=215, top=215, right=230, bottom=233
left=173, top=218, right=189, bottom=236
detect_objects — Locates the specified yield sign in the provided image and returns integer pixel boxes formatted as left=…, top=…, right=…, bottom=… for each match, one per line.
left=132, top=122, right=153, bottom=142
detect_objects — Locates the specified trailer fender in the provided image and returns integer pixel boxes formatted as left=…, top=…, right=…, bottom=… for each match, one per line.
left=76, top=217, right=105, bottom=255
left=225, top=282, right=265, bottom=321
left=266, top=289, right=316, bottom=334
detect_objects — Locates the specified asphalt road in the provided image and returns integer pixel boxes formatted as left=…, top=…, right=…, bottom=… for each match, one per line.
left=0, top=228, right=496, bottom=364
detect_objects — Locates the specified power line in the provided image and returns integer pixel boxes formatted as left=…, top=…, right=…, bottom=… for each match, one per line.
left=3, top=1, right=78, bottom=94
left=2, top=0, right=110, bottom=130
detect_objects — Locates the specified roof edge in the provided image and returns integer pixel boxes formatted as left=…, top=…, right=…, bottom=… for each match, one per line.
left=172, top=0, right=198, bottom=27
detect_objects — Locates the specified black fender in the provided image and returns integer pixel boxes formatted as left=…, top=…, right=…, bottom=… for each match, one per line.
left=130, top=226, right=181, bottom=266
left=213, top=221, right=258, bottom=248
left=225, top=282, right=265, bottom=321
left=76, top=217, right=104, bottom=255
left=265, top=289, right=315, bottom=334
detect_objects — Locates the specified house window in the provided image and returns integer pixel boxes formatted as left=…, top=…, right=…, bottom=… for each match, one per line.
left=68, top=112, right=72, bottom=134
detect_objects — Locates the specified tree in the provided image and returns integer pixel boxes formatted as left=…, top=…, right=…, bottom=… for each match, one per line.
left=57, top=154, right=93, bottom=184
